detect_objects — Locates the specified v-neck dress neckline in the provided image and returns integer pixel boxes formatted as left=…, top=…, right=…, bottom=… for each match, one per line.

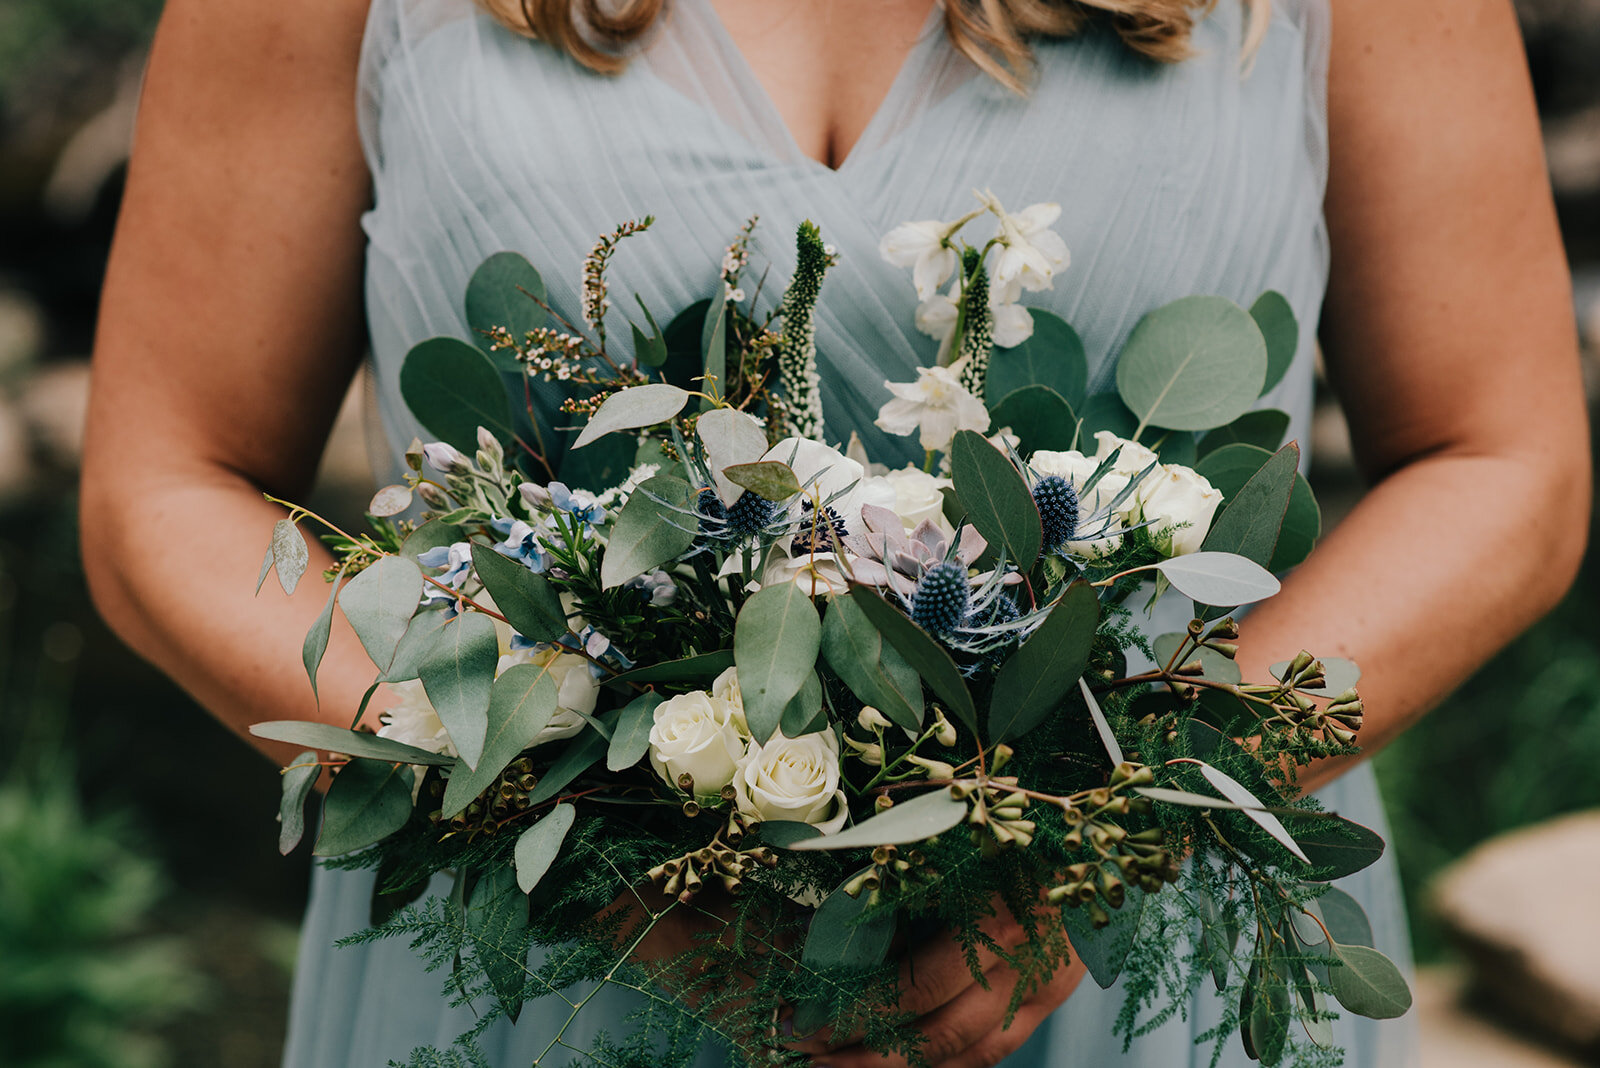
left=673, top=0, right=947, bottom=176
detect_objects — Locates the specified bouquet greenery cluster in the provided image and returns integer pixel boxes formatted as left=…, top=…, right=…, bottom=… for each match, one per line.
left=255, top=191, right=1410, bottom=1068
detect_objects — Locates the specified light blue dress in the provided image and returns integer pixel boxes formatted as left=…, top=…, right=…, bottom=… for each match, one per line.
left=284, top=0, right=1420, bottom=1063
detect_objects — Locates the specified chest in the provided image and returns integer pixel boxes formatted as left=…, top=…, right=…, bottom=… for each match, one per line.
left=703, top=0, right=939, bottom=170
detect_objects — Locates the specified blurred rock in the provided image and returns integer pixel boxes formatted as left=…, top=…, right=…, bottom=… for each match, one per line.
left=0, top=290, right=44, bottom=376
left=1416, top=966, right=1585, bottom=1068
left=1430, top=811, right=1600, bottom=1056
left=18, top=360, right=91, bottom=469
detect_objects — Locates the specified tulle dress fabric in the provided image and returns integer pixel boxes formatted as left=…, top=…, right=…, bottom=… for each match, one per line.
left=284, top=0, right=1420, bottom=1063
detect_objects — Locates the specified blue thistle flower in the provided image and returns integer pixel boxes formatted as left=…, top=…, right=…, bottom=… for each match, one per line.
left=790, top=501, right=848, bottom=555
left=912, top=562, right=971, bottom=635
left=695, top=488, right=729, bottom=537
left=726, top=491, right=777, bottom=537
left=1033, top=475, right=1080, bottom=550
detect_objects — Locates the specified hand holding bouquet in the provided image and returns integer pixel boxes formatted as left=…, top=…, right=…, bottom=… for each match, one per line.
left=255, top=193, right=1408, bottom=1067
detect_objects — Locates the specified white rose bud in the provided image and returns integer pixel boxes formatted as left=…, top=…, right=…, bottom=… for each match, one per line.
left=857, top=705, right=892, bottom=732
left=880, top=466, right=954, bottom=537
left=422, top=441, right=471, bottom=474
left=648, top=690, right=748, bottom=798
left=733, top=730, right=848, bottom=833
left=1136, top=465, right=1223, bottom=557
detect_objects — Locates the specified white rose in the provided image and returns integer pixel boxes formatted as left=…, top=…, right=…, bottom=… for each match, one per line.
left=1093, top=431, right=1161, bottom=481
left=648, top=690, right=749, bottom=798
left=498, top=646, right=600, bottom=747
left=1136, top=465, right=1223, bottom=557
left=876, top=466, right=954, bottom=537
left=376, top=680, right=457, bottom=756
left=733, top=729, right=848, bottom=833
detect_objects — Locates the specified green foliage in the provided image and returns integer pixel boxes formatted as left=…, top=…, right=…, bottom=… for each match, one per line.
left=987, top=385, right=1078, bottom=457
left=734, top=582, right=822, bottom=744
left=599, top=475, right=696, bottom=589
left=951, top=429, right=1043, bottom=570
left=400, top=338, right=518, bottom=452
left=986, top=309, right=1088, bottom=410
left=1116, top=296, right=1268, bottom=434
left=464, top=253, right=548, bottom=370
left=988, top=581, right=1099, bottom=743
left=0, top=766, right=201, bottom=1067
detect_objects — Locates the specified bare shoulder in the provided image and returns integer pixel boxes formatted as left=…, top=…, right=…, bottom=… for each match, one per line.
left=87, top=0, right=377, bottom=500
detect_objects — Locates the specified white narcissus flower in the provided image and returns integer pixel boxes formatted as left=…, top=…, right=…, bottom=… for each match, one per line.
left=648, top=689, right=750, bottom=798
left=879, top=219, right=961, bottom=301
left=874, top=365, right=991, bottom=453
left=1137, top=465, right=1224, bottom=557
left=733, top=728, right=848, bottom=833
left=498, top=647, right=600, bottom=747
left=377, top=680, right=457, bottom=756
left=991, top=299, right=1035, bottom=348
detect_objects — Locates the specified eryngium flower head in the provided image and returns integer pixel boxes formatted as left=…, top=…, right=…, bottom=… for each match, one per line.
left=790, top=501, right=849, bottom=556
left=727, top=490, right=777, bottom=536
left=1032, top=475, right=1080, bottom=550
left=912, top=562, right=971, bottom=635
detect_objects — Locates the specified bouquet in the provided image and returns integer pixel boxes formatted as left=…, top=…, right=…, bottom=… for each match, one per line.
left=255, top=192, right=1411, bottom=1068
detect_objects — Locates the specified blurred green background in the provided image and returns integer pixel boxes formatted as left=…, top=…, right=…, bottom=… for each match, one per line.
left=0, top=1, right=1596, bottom=1064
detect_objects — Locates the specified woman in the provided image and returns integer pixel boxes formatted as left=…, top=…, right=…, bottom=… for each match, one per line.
left=80, top=0, right=1587, bottom=1065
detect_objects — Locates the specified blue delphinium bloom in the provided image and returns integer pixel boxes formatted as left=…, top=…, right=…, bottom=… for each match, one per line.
left=491, top=517, right=551, bottom=573
left=624, top=569, right=678, bottom=607
left=416, top=541, right=474, bottom=609
left=549, top=482, right=607, bottom=525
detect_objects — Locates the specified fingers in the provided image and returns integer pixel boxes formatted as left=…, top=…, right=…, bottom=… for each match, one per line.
left=889, top=906, right=1033, bottom=1020
left=816, top=955, right=1087, bottom=1068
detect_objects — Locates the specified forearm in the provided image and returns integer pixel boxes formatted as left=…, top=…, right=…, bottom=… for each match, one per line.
left=82, top=464, right=377, bottom=768
left=1233, top=442, right=1589, bottom=794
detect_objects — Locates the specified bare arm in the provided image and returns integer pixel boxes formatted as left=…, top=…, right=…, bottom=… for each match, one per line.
left=80, top=0, right=377, bottom=767
left=1241, top=0, right=1590, bottom=793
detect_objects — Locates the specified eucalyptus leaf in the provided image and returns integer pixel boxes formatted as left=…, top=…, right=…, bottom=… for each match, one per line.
left=338, top=556, right=423, bottom=673
left=559, top=428, right=636, bottom=492
left=256, top=543, right=274, bottom=595
left=1075, top=393, right=1138, bottom=443
left=1327, top=943, right=1412, bottom=1019
left=471, top=542, right=568, bottom=643
left=987, top=386, right=1077, bottom=458
left=526, top=713, right=616, bottom=806
left=1313, top=887, right=1375, bottom=948
left=631, top=321, right=668, bottom=371
left=794, top=873, right=898, bottom=1034
left=780, top=671, right=827, bottom=738
left=1197, top=443, right=1299, bottom=610
left=314, top=759, right=415, bottom=857
left=990, top=582, right=1099, bottom=743
left=607, top=691, right=665, bottom=772
left=1250, top=291, right=1298, bottom=397
left=368, top=484, right=414, bottom=518
left=1063, top=883, right=1146, bottom=988
left=820, top=595, right=924, bottom=734
left=270, top=519, right=310, bottom=597
left=1115, top=295, right=1267, bottom=432
left=278, top=752, right=321, bottom=855
left=1198, top=764, right=1310, bottom=863
left=441, top=664, right=559, bottom=817
left=660, top=299, right=712, bottom=391
left=611, top=650, right=734, bottom=686
left=465, top=865, right=531, bottom=1022
left=514, top=803, right=576, bottom=894
left=787, top=788, right=969, bottom=850
left=950, top=429, right=1042, bottom=571
left=1248, top=955, right=1292, bottom=1066
left=378, top=608, right=451, bottom=683
left=400, top=337, right=516, bottom=451
left=250, top=720, right=458, bottom=767
left=701, top=283, right=728, bottom=411
left=400, top=519, right=464, bottom=563
left=1154, top=552, right=1281, bottom=607
left=573, top=383, right=691, bottom=449
left=724, top=461, right=801, bottom=502
left=302, top=570, right=345, bottom=702
left=1196, top=443, right=1321, bottom=572
left=1281, top=814, right=1387, bottom=881
left=758, top=821, right=824, bottom=848
left=1197, top=409, right=1291, bottom=458
left=735, top=583, right=822, bottom=744
left=600, top=475, right=696, bottom=589
left=986, top=309, right=1088, bottom=409
left=698, top=407, right=769, bottom=505
left=464, top=251, right=547, bottom=366
left=417, top=611, right=500, bottom=770
left=1079, top=678, right=1125, bottom=767
left=847, top=586, right=978, bottom=736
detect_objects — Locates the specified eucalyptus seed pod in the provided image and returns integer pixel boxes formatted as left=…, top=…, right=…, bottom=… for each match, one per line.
left=1177, top=659, right=1206, bottom=676
left=1326, top=724, right=1358, bottom=746
left=1187, top=618, right=1205, bottom=637
left=1088, top=899, right=1111, bottom=929
left=1064, top=862, right=1091, bottom=884
left=517, top=773, right=538, bottom=792
left=1326, top=688, right=1361, bottom=709
left=677, top=772, right=695, bottom=794
left=1205, top=641, right=1239, bottom=660
left=1062, top=828, right=1084, bottom=851
left=1046, top=885, right=1074, bottom=906
left=720, top=783, right=738, bottom=803
left=991, top=744, right=1015, bottom=773
left=1100, top=869, right=1126, bottom=909
left=875, top=794, right=895, bottom=813
left=872, top=844, right=897, bottom=866
left=719, top=874, right=743, bottom=896
left=1329, top=711, right=1364, bottom=731
left=1087, top=787, right=1112, bottom=809
left=682, top=799, right=702, bottom=818
left=1285, top=650, right=1315, bottom=678
left=1207, top=618, right=1241, bottom=641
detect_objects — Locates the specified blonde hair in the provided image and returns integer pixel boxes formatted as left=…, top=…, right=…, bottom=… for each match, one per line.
left=475, top=0, right=1272, bottom=90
